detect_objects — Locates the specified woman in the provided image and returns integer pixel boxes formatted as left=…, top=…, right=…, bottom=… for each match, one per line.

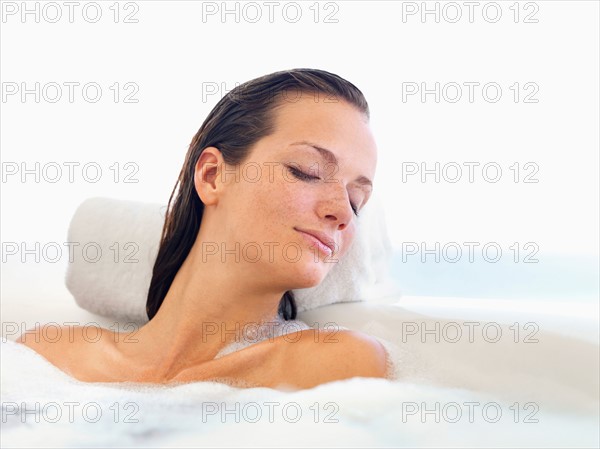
left=18, top=68, right=390, bottom=389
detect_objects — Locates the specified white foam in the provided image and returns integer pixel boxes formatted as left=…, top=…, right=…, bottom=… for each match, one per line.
left=2, top=339, right=598, bottom=448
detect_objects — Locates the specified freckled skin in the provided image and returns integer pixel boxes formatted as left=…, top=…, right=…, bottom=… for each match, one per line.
left=17, top=93, right=385, bottom=388
left=202, top=94, right=377, bottom=290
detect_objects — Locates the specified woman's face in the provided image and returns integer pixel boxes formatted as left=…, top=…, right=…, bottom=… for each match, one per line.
left=203, top=92, right=377, bottom=290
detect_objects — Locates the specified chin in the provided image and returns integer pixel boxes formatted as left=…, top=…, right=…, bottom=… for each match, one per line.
left=288, top=259, right=330, bottom=289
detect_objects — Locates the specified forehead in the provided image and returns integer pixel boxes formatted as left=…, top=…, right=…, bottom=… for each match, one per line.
left=260, top=94, right=378, bottom=177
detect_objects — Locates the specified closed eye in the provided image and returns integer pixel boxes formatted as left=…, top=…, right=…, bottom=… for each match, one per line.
left=288, top=166, right=319, bottom=182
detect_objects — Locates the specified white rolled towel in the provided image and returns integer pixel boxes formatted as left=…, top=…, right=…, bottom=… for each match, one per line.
left=65, top=194, right=397, bottom=323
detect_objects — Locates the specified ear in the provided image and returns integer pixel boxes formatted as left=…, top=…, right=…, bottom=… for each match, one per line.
left=194, top=147, right=224, bottom=206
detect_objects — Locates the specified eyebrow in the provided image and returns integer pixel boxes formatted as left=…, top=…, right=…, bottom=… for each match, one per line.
left=289, top=141, right=373, bottom=189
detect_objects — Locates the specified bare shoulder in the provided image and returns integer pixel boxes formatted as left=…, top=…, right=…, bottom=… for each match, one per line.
left=16, top=324, right=114, bottom=374
left=274, top=328, right=389, bottom=389
left=313, top=328, right=389, bottom=377
left=16, top=323, right=113, bottom=347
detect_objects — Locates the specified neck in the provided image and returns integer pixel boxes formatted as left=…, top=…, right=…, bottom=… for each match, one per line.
left=120, top=232, right=288, bottom=379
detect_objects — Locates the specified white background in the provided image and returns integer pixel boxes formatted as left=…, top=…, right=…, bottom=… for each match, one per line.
left=1, top=0, right=598, bottom=301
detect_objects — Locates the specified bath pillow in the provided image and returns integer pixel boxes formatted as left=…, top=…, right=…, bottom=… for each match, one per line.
left=65, top=194, right=396, bottom=323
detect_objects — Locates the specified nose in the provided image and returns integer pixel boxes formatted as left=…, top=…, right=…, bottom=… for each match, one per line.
left=318, top=185, right=355, bottom=231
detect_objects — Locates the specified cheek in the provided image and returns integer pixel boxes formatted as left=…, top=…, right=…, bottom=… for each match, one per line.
left=265, top=178, right=358, bottom=254
left=272, top=176, right=315, bottom=216
left=240, top=175, right=310, bottom=234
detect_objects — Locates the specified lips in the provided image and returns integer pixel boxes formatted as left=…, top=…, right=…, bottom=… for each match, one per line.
left=294, top=227, right=336, bottom=255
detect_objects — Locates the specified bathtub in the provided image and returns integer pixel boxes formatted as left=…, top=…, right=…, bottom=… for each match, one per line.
left=1, top=283, right=598, bottom=448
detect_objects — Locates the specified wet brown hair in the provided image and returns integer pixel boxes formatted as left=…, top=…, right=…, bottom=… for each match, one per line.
left=146, top=68, right=370, bottom=321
